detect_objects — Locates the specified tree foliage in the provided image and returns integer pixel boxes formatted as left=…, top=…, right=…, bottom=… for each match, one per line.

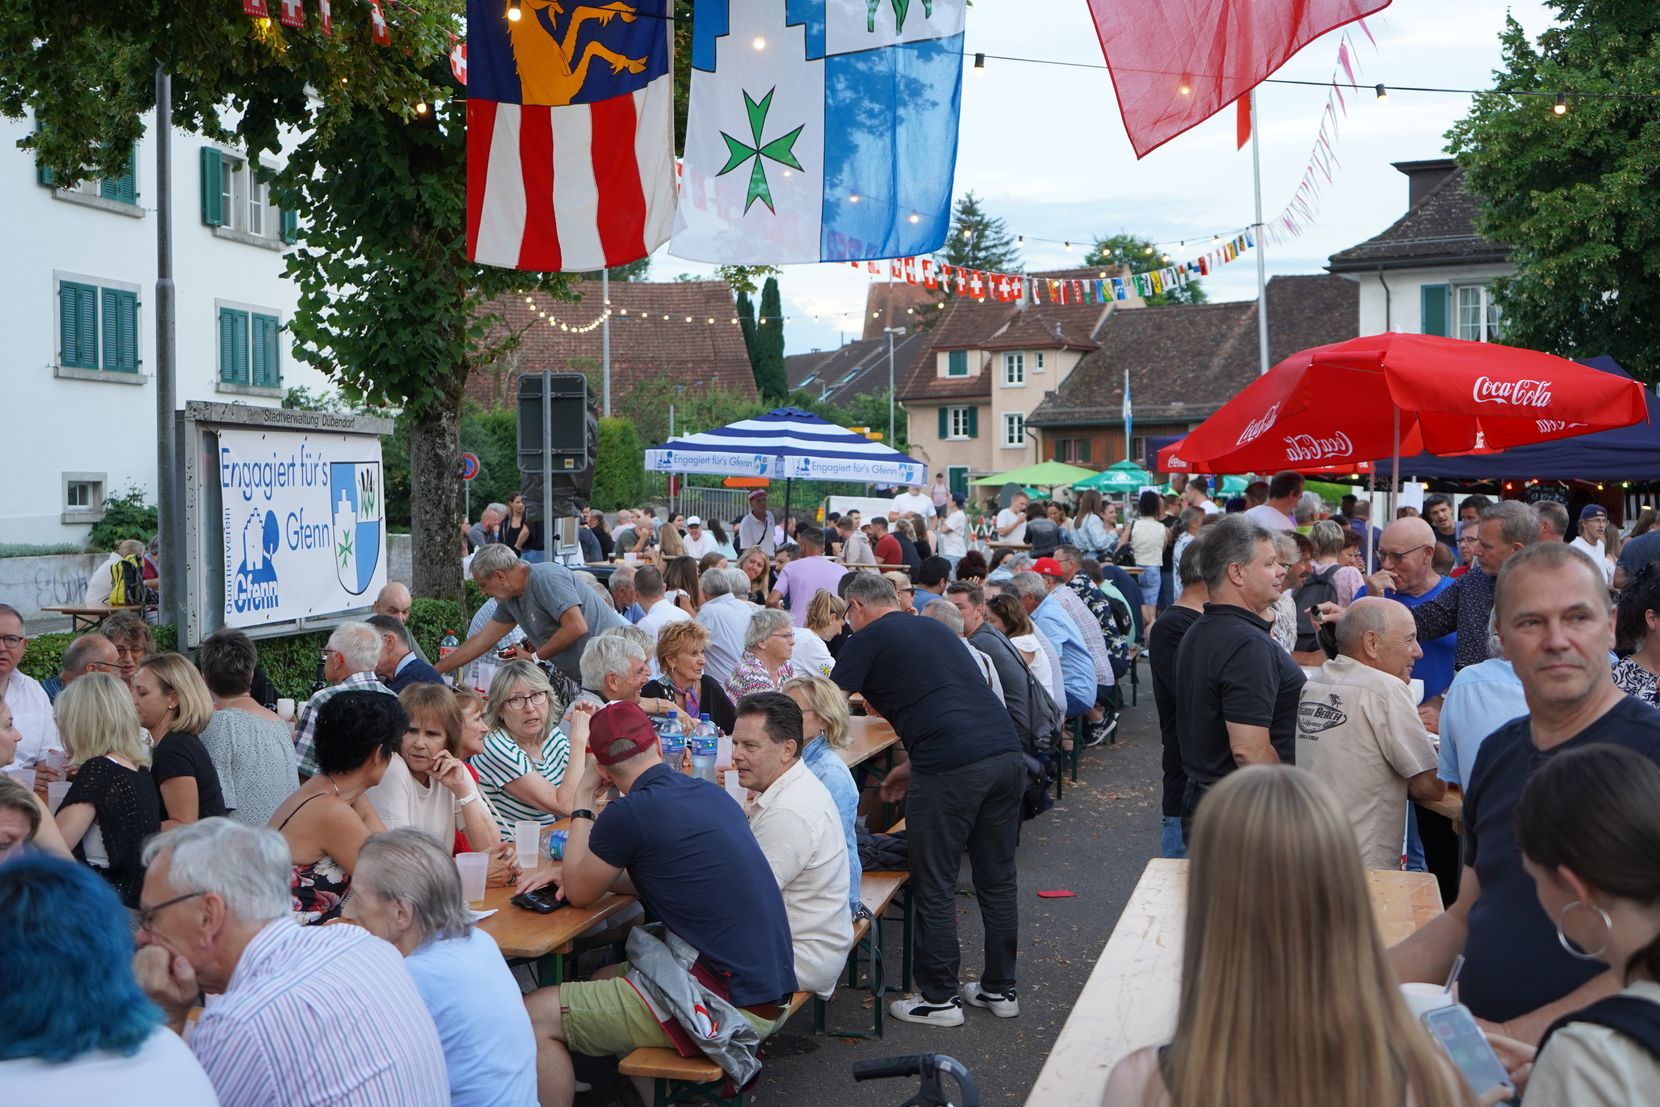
left=592, top=417, right=645, bottom=510
left=736, top=288, right=761, bottom=382
left=1446, top=3, right=1660, bottom=382
left=942, top=191, right=1023, bottom=273
left=754, top=277, right=788, bottom=402
left=1086, top=233, right=1207, bottom=306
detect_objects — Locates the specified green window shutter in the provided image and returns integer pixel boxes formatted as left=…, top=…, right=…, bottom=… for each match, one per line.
left=947, top=349, right=967, bottom=377
left=938, top=406, right=949, bottom=439
left=280, top=207, right=299, bottom=244
left=219, top=307, right=251, bottom=384
left=252, top=313, right=281, bottom=387
left=101, top=288, right=139, bottom=373
left=37, top=159, right=56, bottom=188
left=966, top=406, right=978, bottom=438
left=250, top=316, right=267, bottom=387
left=100, top=143, right=138, bottom=205
left=200, top=147, right=223, bottom=226
left=1421, top=284, right=1450, bottom=337
left=60, top=282, right=99, bottom=369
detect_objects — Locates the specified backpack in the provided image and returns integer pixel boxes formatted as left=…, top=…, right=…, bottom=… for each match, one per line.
left=108, top=553, right=157, bottom=607
left=1539, top=994, right=1660, bottom=1064
left=1293, top=564, right=1342, bottom=652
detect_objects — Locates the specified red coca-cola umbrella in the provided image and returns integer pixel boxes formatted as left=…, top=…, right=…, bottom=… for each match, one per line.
left=1157, top=333, right=1647, bottom=475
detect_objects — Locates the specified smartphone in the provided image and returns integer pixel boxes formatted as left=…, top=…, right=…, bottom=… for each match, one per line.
left=509, top=887, right=567, bottom=914
left=1422, top=1004, right=1515, bottom=1097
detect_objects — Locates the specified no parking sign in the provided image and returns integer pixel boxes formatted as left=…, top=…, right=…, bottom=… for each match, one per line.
left=460, top=452, right=480, bottom=481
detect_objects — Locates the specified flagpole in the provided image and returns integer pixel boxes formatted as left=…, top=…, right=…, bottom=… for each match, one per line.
left=1250, top=88, right=1269, bottom=376
left=601, top=268, right=612, bottom=417
left=1123, top=368, right=1133, bottom=463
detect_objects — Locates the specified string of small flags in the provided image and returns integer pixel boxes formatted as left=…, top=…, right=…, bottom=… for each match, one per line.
left=1263, top=27, right=1377, bottom=247
left=846, top=233, right=1256, bottom=306
left=240, top=0, right=390, bottom=45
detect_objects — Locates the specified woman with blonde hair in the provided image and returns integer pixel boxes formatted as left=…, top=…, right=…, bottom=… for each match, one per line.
left=642, top=620, right=736, bottom=732
left=470, top=659, right=591, bottom=834
left=1102, top=765, right=1470, bottom=1107
left=133, top=653, right=226, bottom=828
left=794, top=591, right=845, bottom=677
left=882, top=570, right=917, bottom=613
left=738, top=545, right=771, bottom=604
left=52, top=673, right=160, bottom=908
left=654, top=518, right=687, bottom=565
left=781, top=675, right=861, bottom=916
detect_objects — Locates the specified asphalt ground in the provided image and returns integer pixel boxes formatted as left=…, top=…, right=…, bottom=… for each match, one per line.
left=575, top=669, right=1166, bottom=1107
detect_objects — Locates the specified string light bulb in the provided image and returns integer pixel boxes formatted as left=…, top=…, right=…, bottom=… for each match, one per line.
left=507, top=0, right=522, bottom=21
left=1178, top=76, right=1192, bottom=96
left=1063, top=241, right=1072, bottom=251
left=416, top=100, right=428, bottom=114
left=1016, top=235, right=1024, bottom=245
left=752, top=35, right=766, bottom=50
left=1554, top=91, right=1567, bottom=115
left=973, top=53, right=985, bottom=74
left=1375, top=83, right=1387, bottom=103
left=908, top=212, right=920, bottom=224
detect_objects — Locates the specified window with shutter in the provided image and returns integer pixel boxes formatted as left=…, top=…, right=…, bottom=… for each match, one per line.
left=59, top=282, right=98, bottom=369
left=947, top=349, right=968, bottom=377
left=252, top=314, right=281, bottom=387
left=99, top=143, right=138, bottom=205
left=938, top=406, right=948, bottom=439
left=201, top=148, right=224, bottom=226
left=281, top=208, right=299, bottom=244
left=1420, top=284, right=1450, bottom=337
left=101, top=289, right=139, bottom=373
left=219, top=307, right=251, bottom=384
left=966, top=406, right=978, bottom=438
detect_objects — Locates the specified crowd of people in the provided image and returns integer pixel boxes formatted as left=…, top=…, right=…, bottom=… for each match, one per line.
left=7, top=468, right=1660, bottom=1105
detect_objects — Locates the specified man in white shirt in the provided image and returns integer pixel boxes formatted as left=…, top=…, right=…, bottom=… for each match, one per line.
left=994, top=492, right=1030, bottom=545
left=1568, top=504, right=1614, bottom=586
left=1184, top=476, right=1222, bottom=516
left=682, top=516, right=720, bottom=559
left=1296, top=597, right=1446, bottom=870
left=695, top=568, right=753, bottom=686
left=937, top=493, right=969, bottom=567
left=1243, top=471, right=1303, bottom=532
left=634, top=566, right=691, bottom=639
left=738, top=490, right=777, bottom=554
left=890, top=485, right=936, bottom=524
left=731, top=692, right=854, bottom=998
left=0, top=604, right=62, bottom=768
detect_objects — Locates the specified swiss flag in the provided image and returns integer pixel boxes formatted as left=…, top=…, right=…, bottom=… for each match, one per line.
left=967, top=270, right=985, bottom=298
left=1085, top=0, right=1390, bottom=158
left=369, top=0, right=390, bottom=45
left=902, top=257, right=918, bottom=285
left=243, top=0, right=269, bottom=15
left=449, top=39, right=467, bottom=84
left=318, top=0, right=331, bottom=34
left=920, top=259, right=937, bottom=289
left=955, top=267, right=970, bottom=295
left=280, top=0, right=303, bottom=28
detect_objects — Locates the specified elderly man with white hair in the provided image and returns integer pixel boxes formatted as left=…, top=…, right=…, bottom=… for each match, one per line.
left=348, top=828, right=538, bottom=1106
left=695, top=566, right=754, bottom=687
left=468, top=503, right=507, bottom=552
left=294, top=621, right=394, bottom=780
left=132, top=819, right=450, bottom=1106
left=560, top=635, right=684, bottom=728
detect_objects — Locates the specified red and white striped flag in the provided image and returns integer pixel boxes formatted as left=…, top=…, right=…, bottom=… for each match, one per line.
left=465, top=0, right=675, bottom=271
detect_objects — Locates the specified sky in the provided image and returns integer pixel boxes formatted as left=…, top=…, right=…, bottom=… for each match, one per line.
left=646, top=0, right=1562, bottom=357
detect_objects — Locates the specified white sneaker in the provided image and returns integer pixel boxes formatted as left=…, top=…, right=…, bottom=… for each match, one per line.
left=888, top=993, right=965, bottom=1026
left=963, top=982, right=1020, bottom=1017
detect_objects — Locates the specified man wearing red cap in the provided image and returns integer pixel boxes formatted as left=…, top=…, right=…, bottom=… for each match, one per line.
left=518, top=701, right=796, bottom=1106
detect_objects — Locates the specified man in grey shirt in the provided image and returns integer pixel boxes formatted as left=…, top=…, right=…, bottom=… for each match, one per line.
left=436, top=544, right=625, bottom=682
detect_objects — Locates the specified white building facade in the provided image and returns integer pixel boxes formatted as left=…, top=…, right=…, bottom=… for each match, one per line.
left=2, top=113, right=328, bottom=545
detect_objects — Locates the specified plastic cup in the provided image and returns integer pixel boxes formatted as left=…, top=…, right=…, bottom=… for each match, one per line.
left=455, top=852, right=489, bottom=908
left=514, top=821, right=542, bottom=870
left=7, top=767, right=34, bottom=791
left=1409, top=678, right=1425, bottom=706
left=276, top=698, right=296, bottom=721
left=41, top=749, right=68, bottom=774
left=724, top=770, right=747, bottom=805
left=47, top=781, right=72, bottom=814
left=1400, top=982, right=1456, bottom=1019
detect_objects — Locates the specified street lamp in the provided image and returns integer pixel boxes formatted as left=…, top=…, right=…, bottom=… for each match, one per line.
left=884, top=326, right=906, bottom=446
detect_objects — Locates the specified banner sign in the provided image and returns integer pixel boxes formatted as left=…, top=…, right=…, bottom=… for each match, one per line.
left=218, top=427, right=387, bottom=628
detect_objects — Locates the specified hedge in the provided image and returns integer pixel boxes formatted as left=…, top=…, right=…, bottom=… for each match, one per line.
left=20, top=597, right=474, bottom=702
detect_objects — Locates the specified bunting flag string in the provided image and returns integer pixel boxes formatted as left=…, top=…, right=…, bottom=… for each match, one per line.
left=1263, top=24, right=1376, bottom=247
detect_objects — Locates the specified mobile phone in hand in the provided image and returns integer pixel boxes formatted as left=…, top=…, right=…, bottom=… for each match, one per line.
left=1422, top=1004, right=1515, bottom=1098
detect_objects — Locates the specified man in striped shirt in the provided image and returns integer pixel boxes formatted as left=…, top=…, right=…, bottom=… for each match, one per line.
left=293, top=621, right=395, bottom=780
left=133, top=819, right=450, bottom=1106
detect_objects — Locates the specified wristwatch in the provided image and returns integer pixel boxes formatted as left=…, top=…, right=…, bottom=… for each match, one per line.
left=570, top=809, right=596, bottom=822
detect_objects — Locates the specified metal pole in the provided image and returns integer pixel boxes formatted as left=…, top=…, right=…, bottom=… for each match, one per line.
left=668, top=403, right=675, bottom=518
left=541, top=373, right=553, bottom=561
left=601, top=269, right=611, bottom=417
left=1250, top=88, right=1270, bottom=376
left=887, top=330, right=895, bottom=442
left=155, top=67, right=185, bottom=634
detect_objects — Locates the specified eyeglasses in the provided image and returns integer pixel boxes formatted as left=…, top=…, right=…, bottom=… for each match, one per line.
left=503, top=689, right=549, bottom=711
left=86, top=660, right=123, bottom=673
left=137, top=889, right=205, bottom=931
left=1379, top=545, right=1431, bottom=562
left=113, top=644, right=144, bottom=659
left=0, top=635, right=24, bottom=649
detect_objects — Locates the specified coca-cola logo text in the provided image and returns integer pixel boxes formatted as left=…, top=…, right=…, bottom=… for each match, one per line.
left=1235, top=402, right=1281, bottom=446
left=1282, top=431, right=1353, bottom=462
left=1472, top=376, right=1553, bottom=408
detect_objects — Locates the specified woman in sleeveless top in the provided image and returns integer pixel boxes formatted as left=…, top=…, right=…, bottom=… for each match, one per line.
left=1102, top=766, right=1470, bottom=1107
left=268, top=691, right=402, bottom=924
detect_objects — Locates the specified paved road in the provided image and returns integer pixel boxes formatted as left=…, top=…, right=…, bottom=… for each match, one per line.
left=579, top=679, right=1165, bottom=1106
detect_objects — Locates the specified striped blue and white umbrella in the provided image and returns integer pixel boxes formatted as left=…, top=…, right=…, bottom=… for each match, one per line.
left=645, top=408, right=927, bottom=485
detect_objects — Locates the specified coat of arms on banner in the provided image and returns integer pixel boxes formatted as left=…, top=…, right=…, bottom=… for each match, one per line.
left=329, top=462, right=384, bottom=596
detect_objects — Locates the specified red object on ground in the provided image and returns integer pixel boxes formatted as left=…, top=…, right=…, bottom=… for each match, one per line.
left=1156, top=333, right=1648, bottom=474
left=1085, top=0, right=1391, bottom=158
left=1036, top=890, right=1077, bottom=899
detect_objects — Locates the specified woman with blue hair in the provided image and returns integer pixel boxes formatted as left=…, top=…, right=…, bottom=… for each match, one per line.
left=0, top=854, right=217, bottom=1101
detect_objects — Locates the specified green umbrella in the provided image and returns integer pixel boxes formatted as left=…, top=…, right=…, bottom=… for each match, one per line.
left=1075, top=459, right=1153, bottom=493
left=968, top=460, right=1101, bottom=488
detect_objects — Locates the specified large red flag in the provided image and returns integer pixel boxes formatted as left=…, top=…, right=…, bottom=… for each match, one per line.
left=1085, top=0, right=1390, bottom=158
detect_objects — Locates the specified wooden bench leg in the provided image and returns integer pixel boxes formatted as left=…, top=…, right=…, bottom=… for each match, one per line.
left=814, top=930, right=886, bottom=1039
left=652, top=1078, right=746, bottom=1106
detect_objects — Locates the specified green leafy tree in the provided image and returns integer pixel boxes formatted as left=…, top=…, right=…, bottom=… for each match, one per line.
left=1086, top=233, right=1207, bottom=306
left=942, top=192, right=1022, bottom=273
left=736, top=288, right=761, bottom=381
left=1446, top=3, right=1660, bottom=381
left=754, top=277, right=788, bottom=402
left=592, top=417, right=645, bottom=510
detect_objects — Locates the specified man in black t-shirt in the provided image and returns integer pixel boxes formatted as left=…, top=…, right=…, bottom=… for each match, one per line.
left=1389, top=541, right=1660, bottom=1044
left=1148, top=539, right=1207, bottom=860
left=834, top=573, right=1025, bottom=1028
left=1173, top=515, right=1302, bottom=838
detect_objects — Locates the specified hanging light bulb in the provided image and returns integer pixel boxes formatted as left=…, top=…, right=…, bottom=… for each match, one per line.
left=1554, top=91, right=1567, bottom=115
left=1375, top=83, right=1388, bottom=103
left=751, top=35, right=766, bottom=50
left=416, top=100, right=428, bottom=115
left=1016, top=235, right=1024, bottom=246
left=973, top=53, right=985, bottom=74
left=1178, top=75, right=1193, bottom=96
left=848, top=193, right=860, bottom=203
left=908, top=212, right=920, bottom=224
left=1143, top=245, right=1154, bottom=255
left=507, top=0, right=522, bottom=21
left=1063, top=241, right=1072, bottom=252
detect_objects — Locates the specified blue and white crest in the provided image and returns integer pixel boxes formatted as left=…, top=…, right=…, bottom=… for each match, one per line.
left=329, top=462, right=384, bottom=596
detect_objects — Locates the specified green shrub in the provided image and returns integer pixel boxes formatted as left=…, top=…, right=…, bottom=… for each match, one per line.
left=0, top=544, right=84, bottom=558
left=86, top=486, right=158, bottom=551
left=20, top=624, right=325, bottom=701
left=409, top=597, right=468, bottom=661
left=591, top=417, right=644, bottom=510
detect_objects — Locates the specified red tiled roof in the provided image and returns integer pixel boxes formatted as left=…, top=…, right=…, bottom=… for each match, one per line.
left=1328, top=162, right=1509, bottom=272
left=861, top=282, right=937, bottom=340
left=785, top=330, right=930, bottom=406
left=465, top=279, right=757, bottom=408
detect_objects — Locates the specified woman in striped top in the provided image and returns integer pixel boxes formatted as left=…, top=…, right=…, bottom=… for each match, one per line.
left=468, top=660, right=593, bottom=835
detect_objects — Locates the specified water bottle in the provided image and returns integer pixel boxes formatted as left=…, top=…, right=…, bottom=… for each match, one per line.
left=309, top=653, right=329, bottom=696
left=689, top=713, right=719, bottom=783
left=657, top=713, right=686, bottom=766
left=438, top=628, right=460, bottom=686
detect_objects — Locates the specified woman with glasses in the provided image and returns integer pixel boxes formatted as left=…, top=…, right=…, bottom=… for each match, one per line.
left=99, top=610, right=154, bottom=688
left=468, top=660, right=592, bottom=835
left=724, top=609, right=801, bottom=702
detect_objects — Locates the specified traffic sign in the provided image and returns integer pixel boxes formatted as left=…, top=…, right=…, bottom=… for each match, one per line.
left=460, top=452, right=481, bottom=481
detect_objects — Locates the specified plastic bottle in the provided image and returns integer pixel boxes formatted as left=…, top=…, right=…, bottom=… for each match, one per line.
left=438, top=628, right=459, bottom=664
left=658, top=712, right=687, bottom=767
left=689, top=713, right=719, bottom=783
